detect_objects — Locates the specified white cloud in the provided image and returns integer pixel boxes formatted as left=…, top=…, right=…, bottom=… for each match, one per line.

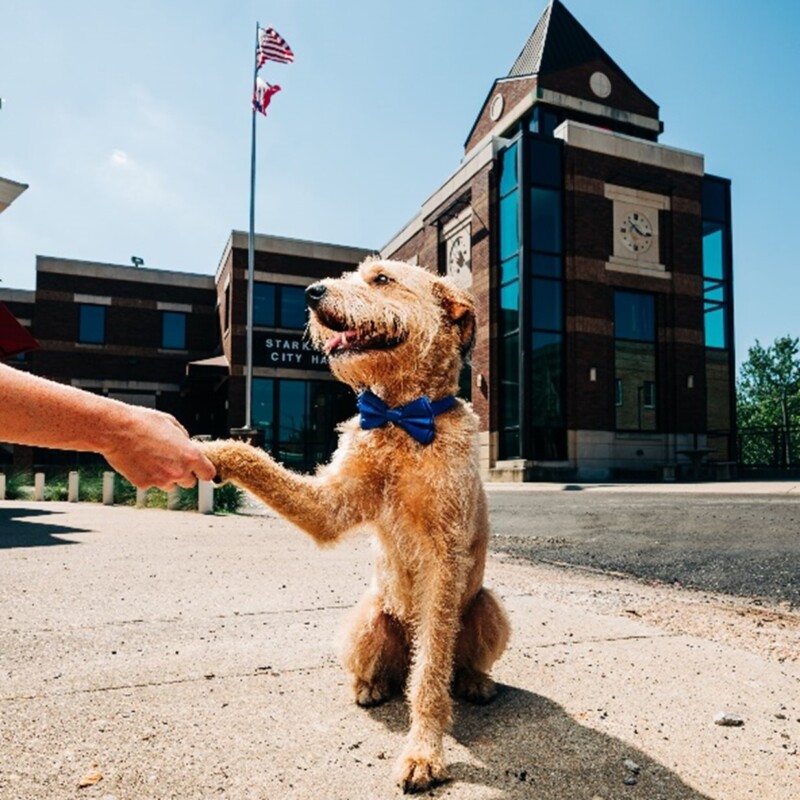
left=98, top=147, right=180, bottom=212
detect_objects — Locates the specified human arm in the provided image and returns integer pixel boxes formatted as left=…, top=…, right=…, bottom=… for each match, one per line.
left=0, top=363, right=215, bottom=490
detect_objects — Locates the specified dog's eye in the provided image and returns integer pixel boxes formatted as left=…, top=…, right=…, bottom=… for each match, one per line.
left=373, top=274, right=392, bottom=286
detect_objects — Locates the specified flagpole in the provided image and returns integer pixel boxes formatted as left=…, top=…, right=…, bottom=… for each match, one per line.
left=244, top=20, right=259, bottom=433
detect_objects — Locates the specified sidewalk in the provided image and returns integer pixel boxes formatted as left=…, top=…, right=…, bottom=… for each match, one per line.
left=0, top=501, right=798, bottom=799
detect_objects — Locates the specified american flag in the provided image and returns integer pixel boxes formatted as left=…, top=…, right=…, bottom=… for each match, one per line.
left=253, top=78, right=281, bottom=115
left=256, top=26, right=294, bottom=68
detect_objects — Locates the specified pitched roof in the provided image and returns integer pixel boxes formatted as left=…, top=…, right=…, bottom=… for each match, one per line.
left=509, top=0, right=629, bottom=79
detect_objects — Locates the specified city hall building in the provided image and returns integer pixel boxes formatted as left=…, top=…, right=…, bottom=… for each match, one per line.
left=2, top=0, right=734, bottom=481
left=382, top=0, right=734, bottom=480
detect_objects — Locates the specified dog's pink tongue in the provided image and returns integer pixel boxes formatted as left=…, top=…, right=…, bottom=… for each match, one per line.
left=324, top=330, right=358, bottom=354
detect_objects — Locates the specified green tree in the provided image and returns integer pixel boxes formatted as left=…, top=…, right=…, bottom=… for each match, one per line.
left=737, top=335, right=800, bottom=465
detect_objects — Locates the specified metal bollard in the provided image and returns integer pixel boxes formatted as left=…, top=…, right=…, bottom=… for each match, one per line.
left=68, top=471, right=79, bottom=502
left=0, top=473, right=5, bottom=501
left=34, top=472, right=45, bottom=501
left=136, top=487, right=148, bottom=508
left=102, top=472, right=115, bottom=505
left=167, top=489, right=180, bottom=510
left=198, top=480, right=214, bottom=514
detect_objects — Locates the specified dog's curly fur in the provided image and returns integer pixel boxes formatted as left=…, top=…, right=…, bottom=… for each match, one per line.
left=201, top=259, right=510, bottom=793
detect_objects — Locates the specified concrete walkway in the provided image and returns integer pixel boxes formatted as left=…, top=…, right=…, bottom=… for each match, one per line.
left=0, top=500, right=798, bottom=799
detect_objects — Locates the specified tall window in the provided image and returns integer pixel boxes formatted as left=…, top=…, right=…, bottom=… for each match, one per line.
left=498, top=142, right=521, bottom=457
left=702, top=177, right=734, bottom=452
left=527, top=137, right=565, bottom=459
left=78, top=304, right=105, bottom=344
left=162, top=311, right=186, bottom=349
left=252, top=378, right=354, bottom=472
left=253, top=282, right=307, bottom=329
left=614, top=291, right=656, bottom=431
left=497, top=130, right=566, bottom=460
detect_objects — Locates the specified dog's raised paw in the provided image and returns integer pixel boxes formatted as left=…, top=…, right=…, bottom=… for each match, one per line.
left=396, top=754, right=450, bottom=794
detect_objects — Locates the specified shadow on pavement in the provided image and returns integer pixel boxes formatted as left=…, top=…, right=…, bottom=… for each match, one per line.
left=0, top=507, right=87, bottom=549
left=368, top=684, right=711, bottom=798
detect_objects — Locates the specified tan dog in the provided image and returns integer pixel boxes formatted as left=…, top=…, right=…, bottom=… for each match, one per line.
left=202, top=259, right=510, bottom=793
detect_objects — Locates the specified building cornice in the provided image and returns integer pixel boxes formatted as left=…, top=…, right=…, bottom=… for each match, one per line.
left=463, top=86, right=662, bottom=165
left=0, top=288, right=35, bottom=303
left=555, top=120, right=704, bottom=176
left=36, top=256, right=215, bottom=289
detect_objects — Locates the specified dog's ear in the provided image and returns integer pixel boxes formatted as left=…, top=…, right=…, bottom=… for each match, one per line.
left=433, top=278, right=476, bottom=358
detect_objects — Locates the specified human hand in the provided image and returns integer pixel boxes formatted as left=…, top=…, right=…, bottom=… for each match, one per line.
left=102, top=407, right=216, bottom=491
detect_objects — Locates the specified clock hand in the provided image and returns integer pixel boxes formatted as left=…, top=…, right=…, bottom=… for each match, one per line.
left=630, top=222, right=651, bottom=237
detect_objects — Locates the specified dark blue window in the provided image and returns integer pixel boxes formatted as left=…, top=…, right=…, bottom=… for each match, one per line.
left=280, top=286, right=307, bottom=329
left=530, top=332, right=563, bottom=427
left=614, top=292, right=655, bottom=342
left=254, top=282, right=307, bottom=329
left=253, top=283, right=276, bottom=327
left=162, top=311, right=186, bottom=349
left=528, top=137, right=562, bottom=188
left=702, top=179, right=727, bottom=222
left=78, top=304, right=105, bottom=344
left=531, top=279, right=562, bottom=332
left=530, top=187, right=562, bottom=254
left=531, top=253, right=561, bottom=278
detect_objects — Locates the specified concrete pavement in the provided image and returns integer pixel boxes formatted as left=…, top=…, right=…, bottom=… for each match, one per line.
left=0, top=499, right=798, bottom=799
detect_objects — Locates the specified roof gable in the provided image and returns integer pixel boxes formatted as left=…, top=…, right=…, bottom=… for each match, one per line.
left=508, top=0, right=657, bottom=110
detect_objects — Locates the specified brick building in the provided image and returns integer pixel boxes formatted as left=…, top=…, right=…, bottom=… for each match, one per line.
left=381, top=0, right=734, bottom=480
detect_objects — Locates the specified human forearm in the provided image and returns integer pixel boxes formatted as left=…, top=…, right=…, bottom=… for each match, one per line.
left=0, top=364, right=215, bottom=489
left=0, top=364, right=133, bottom=453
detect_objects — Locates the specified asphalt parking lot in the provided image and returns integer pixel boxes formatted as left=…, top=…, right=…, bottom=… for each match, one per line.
left=487, top=486, right=800, bottom=607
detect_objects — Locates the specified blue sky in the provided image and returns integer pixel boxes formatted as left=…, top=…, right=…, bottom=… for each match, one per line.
left=2, top=0, right=799, bottom=368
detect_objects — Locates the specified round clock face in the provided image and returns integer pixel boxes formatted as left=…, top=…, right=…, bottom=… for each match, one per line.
left=489, top=93, right=504, bottom=121
left=620, top=210, right=653, bottom=254
left=447, top=234, right=471, bottom=286
left=590, top=71, right=612, bottom=98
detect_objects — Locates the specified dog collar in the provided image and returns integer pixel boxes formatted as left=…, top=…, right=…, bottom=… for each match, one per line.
left=356, top=390, right=456, bottom=445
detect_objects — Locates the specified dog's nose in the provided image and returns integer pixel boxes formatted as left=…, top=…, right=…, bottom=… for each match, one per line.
left=305, top=283, right=327, bottom=309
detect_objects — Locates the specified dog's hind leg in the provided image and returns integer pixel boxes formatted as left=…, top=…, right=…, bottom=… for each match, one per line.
left=340, top=591, right=409, bottom=707
left=453, top=588, right=510, bottom=704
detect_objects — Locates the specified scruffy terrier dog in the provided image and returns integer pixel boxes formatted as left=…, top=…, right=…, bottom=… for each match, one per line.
left=201, top=259, right=510, bottom=793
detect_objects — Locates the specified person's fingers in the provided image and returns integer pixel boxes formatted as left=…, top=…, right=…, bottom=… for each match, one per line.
left=176, top=475, right=197, bottom=490
left=192, top=454, right=217, bottom=482
left=166, top=415, right=190, bottom=437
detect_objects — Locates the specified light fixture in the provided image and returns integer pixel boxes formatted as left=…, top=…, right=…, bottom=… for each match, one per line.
left=131, top=256, right=144, bottom=268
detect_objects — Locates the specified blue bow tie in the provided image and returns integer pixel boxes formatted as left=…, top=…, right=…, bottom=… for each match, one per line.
left=356, top=390, right=456, bottom=445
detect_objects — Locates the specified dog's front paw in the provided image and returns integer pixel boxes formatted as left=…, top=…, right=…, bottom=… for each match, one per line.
left=395, top=752, right=450, bottom=794
left=197, top=440, right=246, bottom=485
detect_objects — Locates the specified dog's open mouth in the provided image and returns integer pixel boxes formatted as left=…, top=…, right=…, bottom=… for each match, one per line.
left=317, top=311, right=405, bottom=356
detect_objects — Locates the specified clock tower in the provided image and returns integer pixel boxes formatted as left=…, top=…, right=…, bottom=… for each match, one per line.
left=382, top=0, right=734, bottom=481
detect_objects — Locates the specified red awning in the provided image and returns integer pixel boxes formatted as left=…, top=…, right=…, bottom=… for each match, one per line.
left=0, top=303, right=39, bottom=358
